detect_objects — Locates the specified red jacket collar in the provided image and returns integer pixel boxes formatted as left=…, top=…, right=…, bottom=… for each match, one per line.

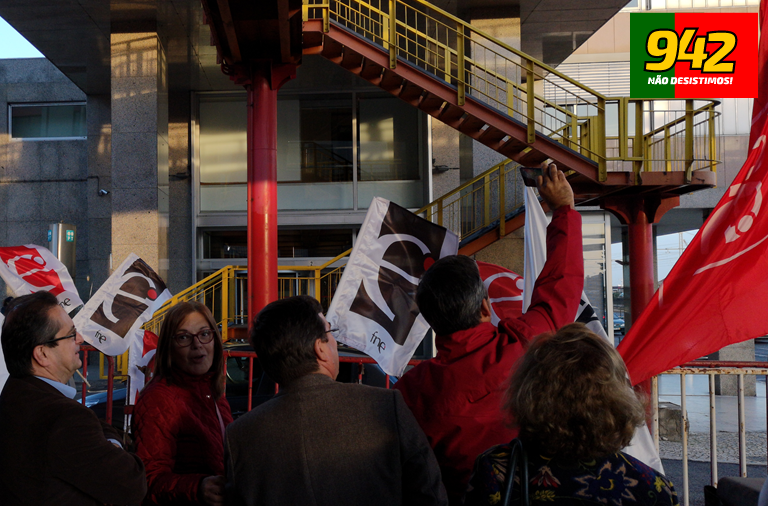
left=435, top=322, right=498, bottom=361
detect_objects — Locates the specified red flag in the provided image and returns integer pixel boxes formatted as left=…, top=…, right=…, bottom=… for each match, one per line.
left=618, top=4, right=768, bottom=384
left=477, top=261, right=524, bottom=325
left=751, top=0, right=768, bottom=147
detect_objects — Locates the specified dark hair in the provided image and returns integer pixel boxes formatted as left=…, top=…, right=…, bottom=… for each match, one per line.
left=249, top=295, right=326, bottom=385
left=415, top=255, right=487, bottom=336
left=152, top=301, right=225, bottom=399
left=1, top=292, right=62, bottom=378
left=506, top=323, right=645, bottom=461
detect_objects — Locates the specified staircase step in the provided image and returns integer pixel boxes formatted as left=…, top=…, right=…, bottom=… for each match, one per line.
left=360, top=58, right=384, bottom=81
left=458, top=115, right=486, bottom=135
left=478, top=126, right=507, bottom=146
left=419, top=93, right=445, bottom=114
left=303, top=32, right=323, bottom=51
left=437, top=104, right=466, bottom=127
left=341, top=48, right=363, bottom=70
left=321, top=38, right=344, bottom=60
left=518, top=148, right=549, bottom=166
left=499, top=136, right=528, bottom=157
left=399, top=82, right=424, bottom=105
left=380, top=69, right=404, bottom=93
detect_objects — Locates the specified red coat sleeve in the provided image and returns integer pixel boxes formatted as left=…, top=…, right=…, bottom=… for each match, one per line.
left=133, top=386, right=206, bottom=504
left=499, top=206, right=583, bottom=343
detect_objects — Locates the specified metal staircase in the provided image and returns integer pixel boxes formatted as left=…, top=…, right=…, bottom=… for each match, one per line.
left=301, top=0, right=719, bottom=204
left=145, top=0, right=723, bottom=332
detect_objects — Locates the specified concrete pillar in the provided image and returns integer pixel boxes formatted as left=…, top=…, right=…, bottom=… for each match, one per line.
left=110, top=32, right=169, bottom=280
left=86, top=94, right=113, bottom=293
left=167, top=92, right=193, bottom=294
left=712, top=342, right=757, bottom=396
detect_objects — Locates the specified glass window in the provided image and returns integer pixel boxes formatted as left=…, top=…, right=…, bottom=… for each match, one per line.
left=357, top=95, right=423, bottom=209
left=358, top=97, right=419, bottom=182
left=197, top=91, right=424, bottom=213
left=277, top=94, right=354, bottom=210
left=10, top=103, right=86, bottom=139
left=198, top=96, right=248, bottom=212
left=201, top=228, right=354, bottom=259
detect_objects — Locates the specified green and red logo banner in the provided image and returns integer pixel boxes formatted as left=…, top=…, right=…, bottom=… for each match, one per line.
left=631, top=13, right=758, bottom=98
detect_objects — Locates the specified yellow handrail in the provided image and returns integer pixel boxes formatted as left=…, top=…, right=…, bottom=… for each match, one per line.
left=144, top=1, right=722, bottom=334
left=144, top=94, right=721, bottom=332
left=303, top=0, right=720, bottom=182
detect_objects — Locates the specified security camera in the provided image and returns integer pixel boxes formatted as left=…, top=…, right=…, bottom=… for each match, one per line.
left=98, top=189, right=110, bottom=196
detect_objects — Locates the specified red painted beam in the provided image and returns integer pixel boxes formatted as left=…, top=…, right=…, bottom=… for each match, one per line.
left=247, top=72, right=279, bottom=322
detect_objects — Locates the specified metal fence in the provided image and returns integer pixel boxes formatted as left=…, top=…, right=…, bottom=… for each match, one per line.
left=83, top=347, right=767, bottom=505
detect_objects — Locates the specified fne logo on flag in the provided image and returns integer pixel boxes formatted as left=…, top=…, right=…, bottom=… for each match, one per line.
left=630, top=13, right=757, bottom=98
left=327, top=197, right=459, bottom=377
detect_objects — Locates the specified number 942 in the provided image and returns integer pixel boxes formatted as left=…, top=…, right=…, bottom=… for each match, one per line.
left=645, top=29, right=736, bottom=74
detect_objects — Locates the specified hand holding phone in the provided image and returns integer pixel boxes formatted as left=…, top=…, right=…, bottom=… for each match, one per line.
left=519, top=167, right=542, bottom=187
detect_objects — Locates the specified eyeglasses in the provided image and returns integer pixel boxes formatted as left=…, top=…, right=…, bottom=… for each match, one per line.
left=173, top=329, right=215, bottom=347
left=327, top=328, right=339, bottom=334
left=44, top=329, right=78, bottom=345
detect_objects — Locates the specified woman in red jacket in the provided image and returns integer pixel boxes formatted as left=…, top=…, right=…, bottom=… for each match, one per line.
left=133, top=301, right=233, bottom=505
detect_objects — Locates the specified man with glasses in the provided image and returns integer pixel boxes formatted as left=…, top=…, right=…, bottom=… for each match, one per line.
left=224, top=295, right=447, bottom=506
left=0, top=291, right=147, bottom=505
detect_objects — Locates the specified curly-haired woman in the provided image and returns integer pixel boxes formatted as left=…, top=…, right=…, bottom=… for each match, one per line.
left=464, top=323, right=678, bottom=506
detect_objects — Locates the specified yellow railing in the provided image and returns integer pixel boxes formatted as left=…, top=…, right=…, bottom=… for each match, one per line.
left=420, top=158, right=524, bottom=241
left=143, top=253, right=349, bottom=340
left=302, top=0, right=720, bottom=181
left=143, top=99, right=717, bottom=335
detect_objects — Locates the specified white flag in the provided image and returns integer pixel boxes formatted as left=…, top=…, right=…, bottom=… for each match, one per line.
left=127, top=330, right=159, bottom=405
left=522, top=187, right=664, bottom=474
left=327, top=197, right=459, bottom=377
left=0, top=244, right=83, bottom=314
left=74, top=254, right=171, bottom=356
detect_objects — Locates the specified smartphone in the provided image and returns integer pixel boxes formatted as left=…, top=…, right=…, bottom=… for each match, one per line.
left=519, top=167, right=543, bottom=187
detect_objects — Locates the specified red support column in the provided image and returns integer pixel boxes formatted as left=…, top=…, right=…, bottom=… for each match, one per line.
left=603, top=196, right=678, bottom=326
left=246, top=71, right=279, bottom=322
left=603, top=196, right=679, bottom=405
left=627, top=211, right=655, bottom=321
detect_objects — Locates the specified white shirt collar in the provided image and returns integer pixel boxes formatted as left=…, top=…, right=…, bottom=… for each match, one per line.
left=35, top=376, right=77, bottom=399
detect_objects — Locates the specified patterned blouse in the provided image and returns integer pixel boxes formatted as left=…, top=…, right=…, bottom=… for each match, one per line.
left=464, top=442, right=678, bottom=506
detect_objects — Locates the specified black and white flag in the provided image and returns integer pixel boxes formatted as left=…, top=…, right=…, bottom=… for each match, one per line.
left=74, top=254, right=171, bottom=356
left=327, top=198, right=459, bottom=376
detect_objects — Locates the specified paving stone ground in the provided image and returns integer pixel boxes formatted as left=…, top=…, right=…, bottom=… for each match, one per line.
left=659, top=432, right=768, bottom=465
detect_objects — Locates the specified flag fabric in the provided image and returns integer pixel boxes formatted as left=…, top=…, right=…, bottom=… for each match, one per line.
left=618, top=2, right=768, bottom=385
left=523, top=187, right=664, bottom=474
left=749, top=0, right=768, bottom=148
left=127, top=330, right=159, bottom=405
left=477, top=261, right=524, bottom=325
left=326, top=197, right=459, bottom=377
left=0, top=244, right=83, bottom=314
left=74, top=254, right=171, bottom=356
left=0, top=313, right=7, bottom=394
left=522, top=188, right=603, bottom=334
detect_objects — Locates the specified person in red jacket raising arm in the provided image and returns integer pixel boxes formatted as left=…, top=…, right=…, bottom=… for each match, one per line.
left=393, top=163, right=584, bottom=505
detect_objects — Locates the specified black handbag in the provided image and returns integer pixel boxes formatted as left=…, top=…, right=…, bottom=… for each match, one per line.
left=501, top=438, right=530, bottom=506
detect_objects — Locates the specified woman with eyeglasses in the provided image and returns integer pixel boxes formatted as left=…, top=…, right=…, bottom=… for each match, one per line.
left=132, top=301, right=233, bottom=506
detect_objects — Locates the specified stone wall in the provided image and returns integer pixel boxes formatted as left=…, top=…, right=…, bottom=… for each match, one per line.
left=0, top=59, right=91, bottom=298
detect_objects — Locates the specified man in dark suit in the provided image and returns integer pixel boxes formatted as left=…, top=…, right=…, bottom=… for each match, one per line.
left=0, top=291, right=147, bottom=506
left=225, top=295, right=447, bottom=506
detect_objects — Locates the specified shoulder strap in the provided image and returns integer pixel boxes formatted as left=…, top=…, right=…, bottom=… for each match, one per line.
left=502, top=438, right=529, bottom=506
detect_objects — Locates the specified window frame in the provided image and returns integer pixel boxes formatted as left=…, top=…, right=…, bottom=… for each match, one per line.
left=8, top=101, right=87, bottom=141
